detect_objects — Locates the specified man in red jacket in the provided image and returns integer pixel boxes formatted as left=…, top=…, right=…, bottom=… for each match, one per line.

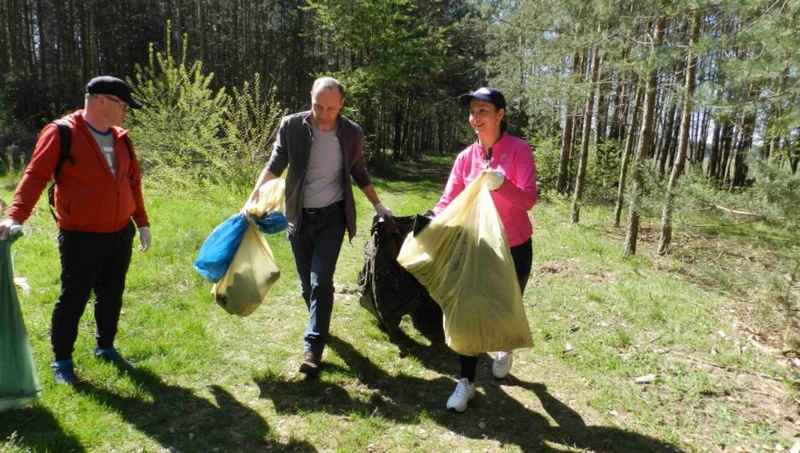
left=0, top=76, right=151, bottom=385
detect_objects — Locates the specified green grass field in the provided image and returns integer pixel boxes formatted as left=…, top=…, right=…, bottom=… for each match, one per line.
left=1, top=155, right=798, bottom=452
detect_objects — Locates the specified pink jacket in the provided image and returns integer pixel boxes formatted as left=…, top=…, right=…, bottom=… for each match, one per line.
left=433, top=133, right=537, bottom=247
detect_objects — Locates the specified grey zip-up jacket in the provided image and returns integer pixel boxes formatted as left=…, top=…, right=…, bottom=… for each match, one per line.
left=265, top=111, right=372, bottom=241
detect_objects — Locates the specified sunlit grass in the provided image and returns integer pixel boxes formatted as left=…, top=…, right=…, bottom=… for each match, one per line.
left=1, top=155, right=797, bottom=452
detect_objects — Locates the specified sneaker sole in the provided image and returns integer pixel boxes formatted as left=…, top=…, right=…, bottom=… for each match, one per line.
left=298, top=363, right=319, bottom=375
left=447, top=404, right=468, bottom=413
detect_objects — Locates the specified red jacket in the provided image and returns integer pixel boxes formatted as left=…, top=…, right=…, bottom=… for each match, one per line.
left=8, top=110, right=149, bottom=232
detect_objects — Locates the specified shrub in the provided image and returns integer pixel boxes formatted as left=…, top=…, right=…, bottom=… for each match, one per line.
left=525, top=128, right=562, bottom=194
left=127, top=34, right=228, bottom=193
left=221, top=74, right=287, bottom=195
left=125, top=24, right=285, bottom=196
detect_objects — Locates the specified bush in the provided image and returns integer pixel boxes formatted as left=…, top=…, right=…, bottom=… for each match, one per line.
left=676, top=151, right=800, bottom=234
left=586, top=139, right=624, bottom=200
left=221, top=74, right=287, bottom=195
left=525, top=128, right=562, bottom=194
left=125, top=24, right=285, bottom=196
left=127, top=35, right=228, bottom=193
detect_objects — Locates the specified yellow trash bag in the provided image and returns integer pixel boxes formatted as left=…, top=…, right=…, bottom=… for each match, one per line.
left=213, top=179, right=285, bottom=317
left=397, top=171, right=533, bottom=356
left=245, top=178, right=285, bottom=217
left=212, top=221, right=280, bottom=317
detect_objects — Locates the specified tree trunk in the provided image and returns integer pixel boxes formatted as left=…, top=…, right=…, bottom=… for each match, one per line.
left=614, top=81, right=643, bottom=227
left=767, top=60, right=790, bottom=160
left=595, top=54, right=607, bottom=146
left=707, top=121, right=721, bottom=178
left=393, top=101, right=403, bottom=156
left=571, top=44, right=601, bottom=224
left=733, top=104, right=756, bottom=187
left=717, top=123, right=734, bottom=183
left=624, top=13, right=665, bottom=256
left=557, top=52, right=581, bottom=194
left=610, top=79, right=628, bottom=142
left=36, top=0, right=48, bottom=96
left=658, top=10, right=700, bottom=255
left=658, top=102, right=678, bottom=178
left=694, top=109, right=709, bottom=165
left=650, top=79, right=668, bottom=160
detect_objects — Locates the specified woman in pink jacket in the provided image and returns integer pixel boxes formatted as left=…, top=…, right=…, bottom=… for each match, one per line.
left=432, top=87, right=538, bottom=412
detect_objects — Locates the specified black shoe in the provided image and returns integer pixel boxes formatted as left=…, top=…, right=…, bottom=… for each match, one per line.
left=298, top=351, right=321, bottom=376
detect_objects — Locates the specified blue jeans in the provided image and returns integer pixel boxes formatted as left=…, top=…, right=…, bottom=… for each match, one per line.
left=288, top=201, right=346, bottom=355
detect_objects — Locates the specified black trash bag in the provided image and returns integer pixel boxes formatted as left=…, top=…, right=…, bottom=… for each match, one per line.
left=358, top=214, right=442, bottom=339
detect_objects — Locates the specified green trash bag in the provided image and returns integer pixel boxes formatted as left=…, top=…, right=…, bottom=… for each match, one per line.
left=0, top=225, right=42, bottom=412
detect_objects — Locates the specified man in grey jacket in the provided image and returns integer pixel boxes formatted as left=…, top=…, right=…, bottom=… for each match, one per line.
left=246, top=77, right=392, bottom=376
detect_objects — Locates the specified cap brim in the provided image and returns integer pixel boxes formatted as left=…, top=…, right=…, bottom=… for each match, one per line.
left=458, top=93, right=476, bottom=106
left=126, top=98, right=144, bottom=110
left=459, top=92, right=493, bottom=106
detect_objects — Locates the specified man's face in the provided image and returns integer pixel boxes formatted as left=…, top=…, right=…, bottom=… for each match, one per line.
left=311, top=88, right=344, bottom=131
left=99, top=94, right=130, bottom=127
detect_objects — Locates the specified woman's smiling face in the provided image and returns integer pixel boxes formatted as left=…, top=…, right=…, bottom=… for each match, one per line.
left=468, top=99, right=504, bottom=137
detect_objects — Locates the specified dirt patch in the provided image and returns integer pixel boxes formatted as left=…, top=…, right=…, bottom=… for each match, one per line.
left=335, top=283, right=360, bottom=295
left=536, top=259, right=617, bottom=284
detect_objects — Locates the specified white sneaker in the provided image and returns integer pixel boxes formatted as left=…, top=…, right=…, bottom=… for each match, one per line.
left=446, top=378, right=475, bottom=412
left=492, top=351, right=513, bottom=378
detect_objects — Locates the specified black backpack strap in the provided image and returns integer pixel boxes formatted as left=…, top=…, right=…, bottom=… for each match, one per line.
left=121, top=133, right=134, bottom=162
left=48, top=119, right=74, bottom=221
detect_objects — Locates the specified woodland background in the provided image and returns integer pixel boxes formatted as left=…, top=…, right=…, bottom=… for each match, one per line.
left=1, top=0, right=799, bottom=255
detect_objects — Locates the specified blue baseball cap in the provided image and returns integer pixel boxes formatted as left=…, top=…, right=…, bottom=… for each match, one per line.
left=458, top=87, right=506, bottom=111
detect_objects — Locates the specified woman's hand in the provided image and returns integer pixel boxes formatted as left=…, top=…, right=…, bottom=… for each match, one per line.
left=484, top=169, right=505, bottom=190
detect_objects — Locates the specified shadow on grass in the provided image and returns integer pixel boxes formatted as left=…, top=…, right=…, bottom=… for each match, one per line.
left=368, top=156, right=454, bottom=198
left=256, top=335, right=684, bottom=452
left=74, top=367, right=316, bottom=452
left=0, top=404, right=85, bottom=452
left=370, top=156, right=454, bottom=184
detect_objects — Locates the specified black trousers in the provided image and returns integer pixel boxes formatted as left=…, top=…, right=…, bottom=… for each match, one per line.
left=459, top=237, right=533, bottom=381
left=51, top=222, right=135, bottom=361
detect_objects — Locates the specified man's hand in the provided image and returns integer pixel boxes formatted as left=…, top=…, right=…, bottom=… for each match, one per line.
left=375, top=203, right=392, bottom=219
left=138, top=227, right=151, bottom=252
left=242, top=189, right=262, bottom=219
left=0, top=219, right=21, bottom=241
left=484, top=169, right=505, bottom=191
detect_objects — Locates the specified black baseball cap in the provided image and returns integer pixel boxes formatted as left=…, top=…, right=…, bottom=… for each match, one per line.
left=86, top=76, right=143, bottom=109
left=458, top=87, right=506, bottom=111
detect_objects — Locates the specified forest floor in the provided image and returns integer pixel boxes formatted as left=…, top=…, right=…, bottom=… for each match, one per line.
left=1, top=155, right=798, bottom=452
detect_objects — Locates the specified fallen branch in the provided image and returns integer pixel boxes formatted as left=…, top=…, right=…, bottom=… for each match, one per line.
left=647, top=334, right=662, bottom=345
left=713, top=205, right=764, bottom=219
left=671, top=351, right=784, bottom=382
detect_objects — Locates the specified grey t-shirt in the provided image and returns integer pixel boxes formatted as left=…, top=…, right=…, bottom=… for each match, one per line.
left=303, top=124, right=344, bottom=208
left=88, top=128, right=116, bottom=178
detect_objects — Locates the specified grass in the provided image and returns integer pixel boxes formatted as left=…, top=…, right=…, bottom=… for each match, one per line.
left=1, top=155, right=798, bottom=452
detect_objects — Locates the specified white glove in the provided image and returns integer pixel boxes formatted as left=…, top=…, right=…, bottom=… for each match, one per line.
left=0, top=218, right=21, bottom=241
left=138, top=227, right=151, bottom=252
left=375, top=203, right=392, bottom=219
left=484, top=169, right=505, bottom=191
